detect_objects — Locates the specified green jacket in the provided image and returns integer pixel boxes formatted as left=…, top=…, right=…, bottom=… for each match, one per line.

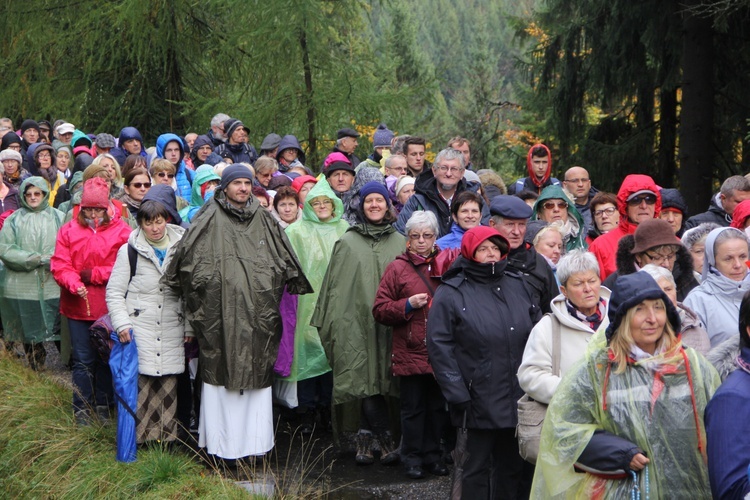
left=178, top=166, right=220, bottom=222
left=311, top=222, right=406, bottom=404
left=283, top=180, right=349, bottom=382
left=0, top=177, right=65, bottom=343
left=164, top=193, right=312, bottom=390
left=531, top=184, right=588, bottom=251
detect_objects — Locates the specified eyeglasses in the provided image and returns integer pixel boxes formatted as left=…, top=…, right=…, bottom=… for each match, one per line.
left=627, top=194, right=657, bottom=206
left=564, top=178, right=589, bottom=184
left=7, top=144, right=21, bottom=151
left=435, top=165, right=464, bottom=174
left=157, top=172, right=175, bottom=179
left=644, top=251, right=677, bottom=264
left=409, top=233, right=436, bottom=240
left=37, top=152, right=51, bottom=159
left=129, top=182, right=151, bottom=189
left=24, top=191, right=43, bottom=198
left=310, top=200, right=333, bottom=208
left=542, top=201, right=568, bottom=211
left=594, top=207, right=617, bottom=217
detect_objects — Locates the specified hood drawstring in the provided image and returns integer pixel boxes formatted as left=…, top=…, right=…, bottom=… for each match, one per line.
left=681, top=348, right=705, bottom=458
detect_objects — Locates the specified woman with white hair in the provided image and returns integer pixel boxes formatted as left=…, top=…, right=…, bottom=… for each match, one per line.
left=638, top=264, right=711, bottom=355
left=684, top=227, right=750, bottom=348
left=373, top=210, right=448, bottom=479
left=518, top=250, right=611, bottom=405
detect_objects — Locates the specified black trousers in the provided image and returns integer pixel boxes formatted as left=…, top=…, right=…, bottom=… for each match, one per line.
left=461, top=428, right=534, bottom=499
left=399, top=374, right=447, bottom=467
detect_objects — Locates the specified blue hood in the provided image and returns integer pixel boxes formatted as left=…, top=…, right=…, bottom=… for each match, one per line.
left=156, top=133, right=186, bottom=162
left=118, top=127, right=144, bottom=145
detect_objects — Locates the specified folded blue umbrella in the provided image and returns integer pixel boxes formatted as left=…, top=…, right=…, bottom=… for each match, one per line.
left=109, top=330, right=139, bottom=462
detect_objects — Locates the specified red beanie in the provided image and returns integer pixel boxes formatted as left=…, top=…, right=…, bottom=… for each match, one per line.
left=81, top=178, right=110, bottom=209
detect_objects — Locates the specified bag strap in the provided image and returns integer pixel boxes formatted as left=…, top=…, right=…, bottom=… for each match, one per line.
left=551, top=313, right=561, bottom=377
left=407, top=259, right=435, bottom=296
left=124, top=244, right=138, bottom=299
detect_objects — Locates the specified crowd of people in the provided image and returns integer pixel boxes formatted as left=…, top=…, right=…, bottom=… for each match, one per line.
left=1, top=113, right=750, bottom=498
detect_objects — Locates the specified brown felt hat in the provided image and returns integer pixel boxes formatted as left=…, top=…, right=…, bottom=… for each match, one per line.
left=630, top=218, right=681, bottom=254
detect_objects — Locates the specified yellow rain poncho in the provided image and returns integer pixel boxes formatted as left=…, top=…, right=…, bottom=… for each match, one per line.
left=532, top=340, right=720, bottom=499
left=0, top=177, right=65, bottom=343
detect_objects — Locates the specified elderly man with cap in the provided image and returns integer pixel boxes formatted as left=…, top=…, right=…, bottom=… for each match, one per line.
left=395, top=148, right=490, bottom=238
left=93, top=133, right=116, bottom=158
left=331, top=127, right=361, bottom=167
left=603, top=218, right=699, bottom=301
left=55, top=123, right=76, bottom=147
left=214, top=118, right=258, bottom=166
left=165, top=163, right=311, bottom=462
left=488, top=194, right=558, bottom=314
left=356, top=123, right=394, bottom=172
left=588, top=174, right=662, bottom=280
left=323, top=152, right=356, bottom=195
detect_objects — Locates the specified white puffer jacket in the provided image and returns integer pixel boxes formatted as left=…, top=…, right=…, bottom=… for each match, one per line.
left=106, top=224, right=192, bottom=376
left=517, top=288, right=611, bottom=404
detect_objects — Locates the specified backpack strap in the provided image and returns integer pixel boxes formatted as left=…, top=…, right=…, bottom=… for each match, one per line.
left=124, top=244, right=138, bottom=299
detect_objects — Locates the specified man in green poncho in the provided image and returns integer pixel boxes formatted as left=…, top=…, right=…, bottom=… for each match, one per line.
left=165, top=164, right=311, bottom=460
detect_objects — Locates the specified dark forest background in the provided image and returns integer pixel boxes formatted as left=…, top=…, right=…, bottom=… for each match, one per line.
left=1, top=0, right=748, bottom=210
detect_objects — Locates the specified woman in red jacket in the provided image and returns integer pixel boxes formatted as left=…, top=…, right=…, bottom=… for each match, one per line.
left=51, top=178, right=132, bottom=425
left=372, top=210, right=449, bottom=480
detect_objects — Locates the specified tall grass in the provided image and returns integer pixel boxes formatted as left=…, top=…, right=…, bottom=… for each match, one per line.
left=0, top=352, right=249, bottom=498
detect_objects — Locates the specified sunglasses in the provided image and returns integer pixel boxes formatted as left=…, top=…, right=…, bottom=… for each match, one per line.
left=627, top=194, right=657, bottom=206
left=542, top=201, right=568, bottom=210
left=157, top=172, right=175, bottom=179
left=130, top=182, right=152, bottom=189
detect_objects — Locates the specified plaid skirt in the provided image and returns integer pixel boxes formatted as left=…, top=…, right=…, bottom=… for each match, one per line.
left=136, top=374, right=178, bottom=444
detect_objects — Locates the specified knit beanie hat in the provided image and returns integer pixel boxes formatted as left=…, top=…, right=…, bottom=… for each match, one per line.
left=359, top=181, right=390, bottom=204
left=630, top=218, right=681, bottom=254
left=223, top=119, right=250, bottom=139
left=659, top=188, right=688, bottom=215
left=20, top=119, right=40, bottom=134
left=80, top=178, right=110, bottom=209
left=395, top=176, right=415, bottom=197
left=372, top=123, right=395, bottom=148
left=0, top=149, right=23, bottom=163
left=219, top=164, right=254, bottom=191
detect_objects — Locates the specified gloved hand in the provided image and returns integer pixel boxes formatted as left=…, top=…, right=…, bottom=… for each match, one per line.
left=80, top=269, right=92, bottom=285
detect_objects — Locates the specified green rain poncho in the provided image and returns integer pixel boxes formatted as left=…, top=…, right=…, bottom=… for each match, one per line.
left=531, top=341, right=720, bottom=499
left=0, top=177, right=65, bottom=343
left=311, top=218, right=406, bottom=405
left=531, top=184, right=588, bottom=251
left=283, top=180, right=349, bottom=382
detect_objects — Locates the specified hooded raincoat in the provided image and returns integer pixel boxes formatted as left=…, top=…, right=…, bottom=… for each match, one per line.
left=508, top=144, right=561, bottom=195
left=311, top=220, right=406, bottom=404
left=0, top=177, right=65, bottom=343
left=156, top=133, right=193, bottom=200
left=683, top=227, right=750, bottom=348
left=111, top=127, right=148, bottom=167
left=179, top=165, right=220, bottom=222
left=282, top=180, right=348, bottom=382
left=588, top=174, right=662, bottom=280
left=531, top=273, right=720, bottom=499
left=164, top=193, right=312, bottom=391
left=531, top=184, right=588, bottom=251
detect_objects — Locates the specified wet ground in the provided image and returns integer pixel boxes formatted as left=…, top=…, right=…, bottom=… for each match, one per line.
left=26, top=341, right=451, bottom=499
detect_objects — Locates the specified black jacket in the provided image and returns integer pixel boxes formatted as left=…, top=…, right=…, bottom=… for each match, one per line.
left=685, top=193, right=731, bottom=229
left=394, top=169, right=490, bottom=237
left=214, top=142, right=258, bottom=165
left=506, top=243, right=559, bottom=315
left=602, top=235, right=699, bottom=302
left=427, top=256, right=541, bottom=429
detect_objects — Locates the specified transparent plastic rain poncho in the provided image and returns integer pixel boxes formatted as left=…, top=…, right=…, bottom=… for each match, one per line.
left=531, top=341, right=720, bottom=499
left=0, top=177, right=65, bottom=343
left=282, top=179, right=349, bottom=382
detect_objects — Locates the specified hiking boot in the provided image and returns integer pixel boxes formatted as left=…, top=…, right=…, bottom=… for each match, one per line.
left=300, top=408, right=316, bottom=436
left=355, top=431, right=374, bottom=465
left=96, top=405, right=111, bottom=424
left=74, top=409, right=93, bottom=427
left=376, top=431, right=400, bottom=465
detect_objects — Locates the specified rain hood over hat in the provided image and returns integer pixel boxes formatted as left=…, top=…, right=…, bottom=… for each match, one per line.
left=605, top=272, right=681, bottom=341
left=277, top=135, right=306, bottom=165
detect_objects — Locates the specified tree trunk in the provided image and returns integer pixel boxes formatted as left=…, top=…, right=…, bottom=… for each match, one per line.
left=658, top=87, right=678, bottom=187
left=300, top=28, right=317, bottom=169
left=679, top=9, right=714, bottom=214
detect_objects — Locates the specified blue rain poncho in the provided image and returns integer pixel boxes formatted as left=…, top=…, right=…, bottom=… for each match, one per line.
left=0, top=177, right=65, bottom=343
